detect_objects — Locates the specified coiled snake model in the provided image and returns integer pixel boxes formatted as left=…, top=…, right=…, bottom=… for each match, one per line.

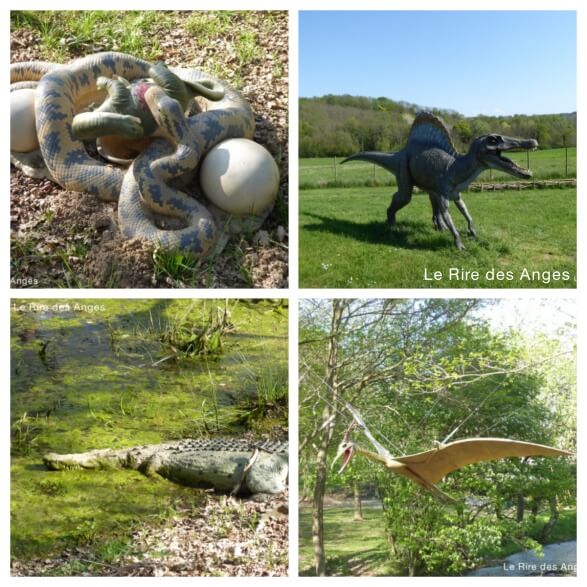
left=10, top=51, right=260, bottom=254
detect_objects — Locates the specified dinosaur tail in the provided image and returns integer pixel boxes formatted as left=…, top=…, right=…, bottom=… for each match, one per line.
left=340, top=151, right=400, bottom=175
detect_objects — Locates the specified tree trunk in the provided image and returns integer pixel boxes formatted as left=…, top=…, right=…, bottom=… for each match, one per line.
left=516, top=493, right=525, bottom=522
left=539, top=495, right=559, bottom=542
left=387, top=533, right=397, bottom=556
left=494, top=502, right=502, bottom=519
left=311, top=300, right=346, bottom=577
left=353, top=481, right=364, bottom=521
left=530, top=498, right=540, bottom=522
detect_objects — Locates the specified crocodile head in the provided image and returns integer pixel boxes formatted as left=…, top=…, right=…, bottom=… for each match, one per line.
left=472, top=134, right=539, bottom=178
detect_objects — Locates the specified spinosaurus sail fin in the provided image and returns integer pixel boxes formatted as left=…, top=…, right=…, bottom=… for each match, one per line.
left=407, top=112, right=458, bottom=157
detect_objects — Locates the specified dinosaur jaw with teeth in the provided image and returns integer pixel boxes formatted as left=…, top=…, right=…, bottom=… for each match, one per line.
left=486, top=138, right=538, bottom=179
left=490, top=150, right=533, bottom=178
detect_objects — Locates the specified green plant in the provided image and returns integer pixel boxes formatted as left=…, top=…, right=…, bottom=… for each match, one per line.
left=152, top=247, right=201, bottom=286
left=233, top=357, right=288, bottom=428
left=11, top=412, right=43, bottom=455
left=157, top=304, right=234, bottom=358
left=36, top=479, right=68, bottom=497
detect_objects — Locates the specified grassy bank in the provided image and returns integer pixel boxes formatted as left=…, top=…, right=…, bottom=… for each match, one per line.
left=299, top=186, right=576, bottom=288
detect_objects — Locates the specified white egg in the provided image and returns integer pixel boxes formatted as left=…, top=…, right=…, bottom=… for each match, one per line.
left=11, top=89, right=39, bottom=153
left=200, top=138, right=279, bottom=216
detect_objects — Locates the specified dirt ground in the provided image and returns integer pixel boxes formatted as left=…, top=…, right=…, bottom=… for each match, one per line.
left=11, top=493, right=289, bottom=577
left=10, top=11, right=288, bottom=288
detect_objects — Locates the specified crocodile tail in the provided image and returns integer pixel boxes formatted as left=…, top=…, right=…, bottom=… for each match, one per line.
left=43, top=448, right=127, bottom=470
left=340, top=151, right=400, bottom=176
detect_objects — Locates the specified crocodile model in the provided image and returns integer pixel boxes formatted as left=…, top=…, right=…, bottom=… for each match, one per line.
left=342, top=112, right=538, bottom=249
left=43, top=438, right=288, bottom=495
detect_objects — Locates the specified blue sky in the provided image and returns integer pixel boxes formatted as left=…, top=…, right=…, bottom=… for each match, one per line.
left=299, top=11, right=576, bottom=116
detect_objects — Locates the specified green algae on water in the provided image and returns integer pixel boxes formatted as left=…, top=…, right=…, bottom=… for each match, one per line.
left=10, top=299, right=288, bottom=560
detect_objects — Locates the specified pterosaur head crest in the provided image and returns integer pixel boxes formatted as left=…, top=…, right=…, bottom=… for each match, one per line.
left=472, top=133, right=539, bottom=179
left=333, top=440, right=356, bottom=474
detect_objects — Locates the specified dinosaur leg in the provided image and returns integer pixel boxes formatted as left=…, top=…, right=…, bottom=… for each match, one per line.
left=453, top=194, right=476, bottom=238
left=437, top=196, right=464, bottom=250
left=429, top=194, right=448, bottom=231
left=386, top=160, right=413, bottom=226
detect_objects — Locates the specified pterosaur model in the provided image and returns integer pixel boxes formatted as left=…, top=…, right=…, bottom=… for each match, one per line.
left=334, top=405, right=572, bottom=504
left=334, top=437, right=572, bottom=504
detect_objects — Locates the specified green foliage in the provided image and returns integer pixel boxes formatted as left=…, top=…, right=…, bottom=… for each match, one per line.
left=11, top=10, right=278, bottom=91
left=299, top=299, right=576, bottom=575
left=299, top=96, right=576, bottom=157
left=382, top=484, right=502, bottom=575
left=152, top=247, right=203, bottom=287
left=299, top=507, right=395, bottom=576
left=183, top=11, right=275, bottom=85
left=11, top=412, right=44, bottom=456
left=233, top=359, right=288, bottom=431
left=107, top=301, right=235, bottom=361
left=35, top=478, right=67, bottom=497
left=156, top=304, right=234, bottom=358
left=298, top=505, right=576, bottom=577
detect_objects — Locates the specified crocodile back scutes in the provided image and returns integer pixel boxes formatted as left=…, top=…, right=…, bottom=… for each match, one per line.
left=159, top=438, right=289, bottom=455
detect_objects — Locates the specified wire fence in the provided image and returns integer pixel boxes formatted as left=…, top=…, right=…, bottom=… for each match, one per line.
left=300, top=147, right=576, bottom=190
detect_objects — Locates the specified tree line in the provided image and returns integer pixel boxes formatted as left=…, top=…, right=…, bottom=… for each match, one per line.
left=300, top=95, right=577, bottom=157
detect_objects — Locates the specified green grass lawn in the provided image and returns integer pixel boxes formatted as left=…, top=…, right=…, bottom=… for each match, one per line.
left=299, top=507, right=395, bottom=576
left=298, top=506, right=576, bottom=577
left=300, top=148, right=576, bottom=188
left=299, top=186, right=576, bottom=288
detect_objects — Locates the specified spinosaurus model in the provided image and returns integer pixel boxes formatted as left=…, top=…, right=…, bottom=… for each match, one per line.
left=342, top=113, right=538, bottom=249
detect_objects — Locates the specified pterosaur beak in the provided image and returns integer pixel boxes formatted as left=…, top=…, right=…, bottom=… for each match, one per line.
left=332, top=444, right=354, bottom=474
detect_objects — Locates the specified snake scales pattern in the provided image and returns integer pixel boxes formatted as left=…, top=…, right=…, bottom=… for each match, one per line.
left=10, top=52, right=256, bottom=253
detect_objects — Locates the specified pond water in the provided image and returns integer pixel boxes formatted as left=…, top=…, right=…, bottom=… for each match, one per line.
left=10, top=298, right=288, bottom=560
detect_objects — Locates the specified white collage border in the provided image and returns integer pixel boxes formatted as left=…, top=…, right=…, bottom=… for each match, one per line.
left=3, top=0, right=584, bottom=584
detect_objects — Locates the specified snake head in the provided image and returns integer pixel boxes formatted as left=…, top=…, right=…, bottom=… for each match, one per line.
left=148, top=62, right=190, bottom=111
left=183, top=78, right=225, bottom=103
